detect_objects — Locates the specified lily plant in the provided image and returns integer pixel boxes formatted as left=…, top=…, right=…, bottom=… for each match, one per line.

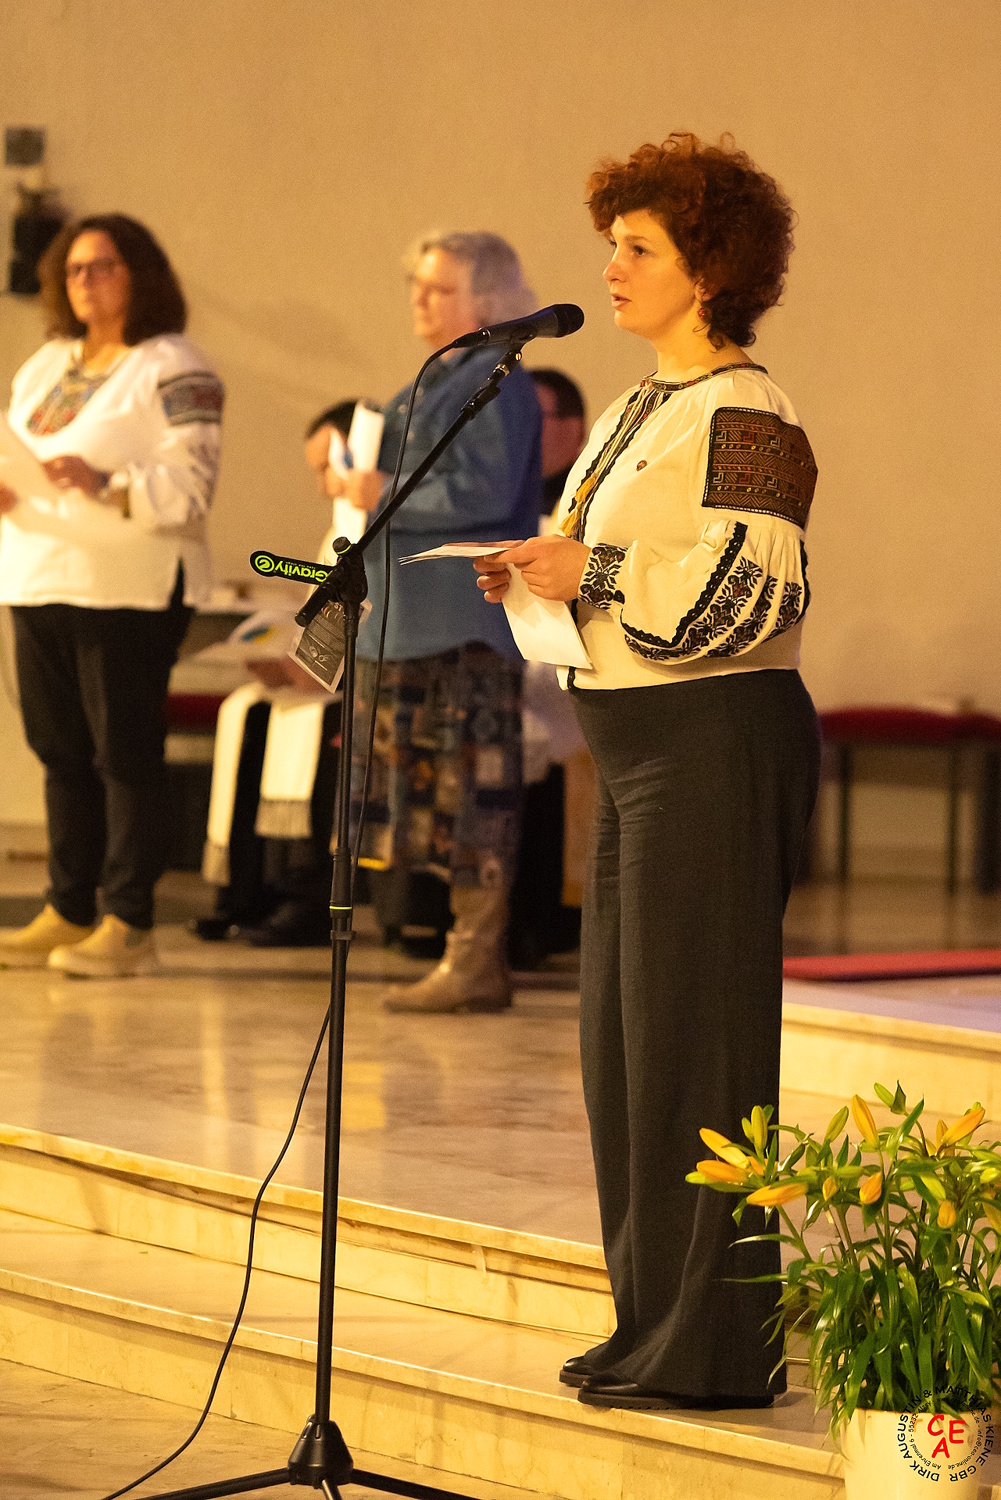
left=687, top=1084, right=1001, bottom=1434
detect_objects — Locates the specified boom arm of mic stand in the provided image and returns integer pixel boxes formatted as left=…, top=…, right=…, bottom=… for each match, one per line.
left=295, top=343, right=525, bottom=630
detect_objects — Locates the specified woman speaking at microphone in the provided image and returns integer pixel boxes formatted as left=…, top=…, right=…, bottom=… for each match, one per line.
left=0, top=214, right=222, bottom=978
left=476, top=135, right=820, bottom=1411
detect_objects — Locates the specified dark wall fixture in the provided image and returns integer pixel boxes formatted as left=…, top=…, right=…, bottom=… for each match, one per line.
left=5, top=127, right=65, bottom=295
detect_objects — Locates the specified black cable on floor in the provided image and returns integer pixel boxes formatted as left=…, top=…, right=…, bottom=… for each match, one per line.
left=98, top=1003, right=330, bottom=1500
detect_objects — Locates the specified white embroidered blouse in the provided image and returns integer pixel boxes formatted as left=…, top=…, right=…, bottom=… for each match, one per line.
left=556, top=363, right=817, bottom=692
left=0, top=333, right=223, bottom=609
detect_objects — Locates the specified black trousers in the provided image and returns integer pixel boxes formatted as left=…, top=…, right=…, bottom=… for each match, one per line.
left=11, top=579, right=192, bottom=930
left=572, top=669, right=820, bottom=1398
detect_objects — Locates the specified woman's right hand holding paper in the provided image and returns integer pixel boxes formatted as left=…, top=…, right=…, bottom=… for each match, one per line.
left=475, top=535, right=590, bottom=603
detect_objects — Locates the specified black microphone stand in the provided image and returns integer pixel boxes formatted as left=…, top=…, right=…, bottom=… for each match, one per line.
left=145, top=343, right=526, bottom=1500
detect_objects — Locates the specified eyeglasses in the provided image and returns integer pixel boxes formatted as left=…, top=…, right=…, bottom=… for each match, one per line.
left=65, top=258, right=123, bottom=283
left=408, top=276, right=460, bottom=298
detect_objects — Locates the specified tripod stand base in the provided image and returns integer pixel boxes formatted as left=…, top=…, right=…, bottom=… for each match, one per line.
left=288, top=1414, right=354, bottom=1486
left=143, top=1415, right=352, bottom=1499
left=143, top=1467, right=292, bottom=1498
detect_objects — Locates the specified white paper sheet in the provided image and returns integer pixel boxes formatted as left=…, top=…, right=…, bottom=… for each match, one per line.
left=326, top=431, right=364, bottom=545
left=346, top=403, right=384, bottom=472
left=399, top=542, right=591, bottom=670
left=327, top=404, right=385, bottom=545
left=0, top=412, right=133, bottom=541
left=0, top=413, right=62, bottom=503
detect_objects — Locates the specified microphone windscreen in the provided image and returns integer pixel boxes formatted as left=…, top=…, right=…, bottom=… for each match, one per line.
left=552, top=304, right=585, bottom=337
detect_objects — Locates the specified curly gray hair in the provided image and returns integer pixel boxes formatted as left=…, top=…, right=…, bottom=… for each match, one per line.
left=405, top=230, right=537, bottom=324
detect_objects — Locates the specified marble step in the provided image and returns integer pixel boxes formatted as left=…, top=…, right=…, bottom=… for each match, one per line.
left=0, top=1198, right=845, bottom=1500
left=0, top=1123, right=612, bottom=1338
left=781, top=979, right=1001, bottom=1117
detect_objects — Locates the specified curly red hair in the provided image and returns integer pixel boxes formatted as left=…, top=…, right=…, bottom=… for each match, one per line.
left=586, top=133, right=794, bottom=347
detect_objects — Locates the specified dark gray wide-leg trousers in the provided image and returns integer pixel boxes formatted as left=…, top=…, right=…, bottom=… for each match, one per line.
left=11, top=577, right=191, bottom=931
left=572, top=669, right=820, bottom=1398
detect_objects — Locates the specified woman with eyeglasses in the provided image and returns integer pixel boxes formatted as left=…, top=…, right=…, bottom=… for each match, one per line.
left=0, top=214, right=223, bottom=977
left=475, top=135, right=821, bottom=1411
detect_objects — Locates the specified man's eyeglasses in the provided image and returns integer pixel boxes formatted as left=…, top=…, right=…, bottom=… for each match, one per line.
left=65, top=258, right=123, bottom=283
left=408, top=276, right=460, bottom=298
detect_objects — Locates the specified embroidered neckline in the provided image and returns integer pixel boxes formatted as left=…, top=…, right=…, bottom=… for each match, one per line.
left=26, top=359, right=112, bottom=437
left=646, top=362, right=767, bottom=390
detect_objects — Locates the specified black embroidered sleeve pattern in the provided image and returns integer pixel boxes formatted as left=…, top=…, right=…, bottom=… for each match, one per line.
left=768, top=582, right=804, bottom=637
left=578, top=543, right=627, bottom=610
left=158, top=371, right=225, bottom=427
left=620, top=522, right=753, bottom=662
left=702, top=407, right=817, bottom=529
left=706, top=574, right=778, bottom=657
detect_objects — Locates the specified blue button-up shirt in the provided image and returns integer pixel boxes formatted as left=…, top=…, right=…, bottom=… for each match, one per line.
left=356, top=347, right=542, bottom=662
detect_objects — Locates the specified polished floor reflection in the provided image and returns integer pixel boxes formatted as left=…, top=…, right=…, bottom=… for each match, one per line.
left=5, top=914, right=1001, bottom=1250
left=0, top=918, right=597, bottom=1240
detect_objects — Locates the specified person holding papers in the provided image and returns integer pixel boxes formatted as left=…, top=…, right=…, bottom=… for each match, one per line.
left=194, top=401, right=360, bottom=947
left=329, top=230, right=542, bottom=1013
left=475, top=136, right=821, bottom=1410
left=0, top=214, right=222, bottom=977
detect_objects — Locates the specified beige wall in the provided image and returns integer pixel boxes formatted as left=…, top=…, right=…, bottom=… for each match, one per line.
left=1, top=0, right=999, bottom=773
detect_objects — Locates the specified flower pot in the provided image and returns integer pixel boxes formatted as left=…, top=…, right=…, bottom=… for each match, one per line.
left=842, top=1409, right=995, bottom=1497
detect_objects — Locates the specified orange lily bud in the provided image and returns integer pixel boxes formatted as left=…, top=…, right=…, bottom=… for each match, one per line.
left=935, top=1120, right=948, bottom=1146
left=942, top=1106, right=985, bottom=1147
left=823, top=1176, right=839, bottom=1202
left=700, top=1128, right=733, bottom=1156
left=696, top=1159, right=748, bottom=1185
left=746, top=1181, right=807, bottom=1207
left=851, top=1095, right=880, bottom=1149
left=937, top=1200, right=957, bottom=1229
left=859, top=1171, right=883, bottom=1205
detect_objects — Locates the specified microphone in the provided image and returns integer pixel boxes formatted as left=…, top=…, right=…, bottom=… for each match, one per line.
left=449, top=303, right=584, bottom=350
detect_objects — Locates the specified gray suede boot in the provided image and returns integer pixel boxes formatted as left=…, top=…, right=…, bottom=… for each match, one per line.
left=384, top=883, right=512, bottom=1013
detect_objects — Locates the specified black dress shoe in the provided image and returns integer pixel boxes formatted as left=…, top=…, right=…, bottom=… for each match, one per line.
left=559, top=1354, right=600, bottom=1389
left=189, top=916, right=236, bottom=942
left=578, top=1377, right=775, bottom=1412
left=242, top=902, right=331, bottom=948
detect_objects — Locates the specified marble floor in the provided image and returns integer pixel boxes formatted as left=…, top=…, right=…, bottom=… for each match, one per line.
left=0, top=1359, right=387, bottom=1500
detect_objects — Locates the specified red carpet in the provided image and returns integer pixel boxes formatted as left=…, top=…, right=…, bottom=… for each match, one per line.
left=783, top=949, right=1001, bottom=982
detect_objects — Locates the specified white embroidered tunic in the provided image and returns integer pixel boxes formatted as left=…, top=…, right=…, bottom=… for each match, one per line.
left=0, top=334, right=223, bottom=609
left=556, top=364, right=817, bottom=691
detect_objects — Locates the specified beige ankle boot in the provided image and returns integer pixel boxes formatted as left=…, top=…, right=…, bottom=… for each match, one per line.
left=385, top=883, right=512, bottom=1014
left=48, top=914, right=157, bottom=978
left=0, top=904, right=95, bottom=969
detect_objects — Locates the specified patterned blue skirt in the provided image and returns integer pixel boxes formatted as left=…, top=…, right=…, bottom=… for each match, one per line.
left=352, top=645, right=523, bottom=889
